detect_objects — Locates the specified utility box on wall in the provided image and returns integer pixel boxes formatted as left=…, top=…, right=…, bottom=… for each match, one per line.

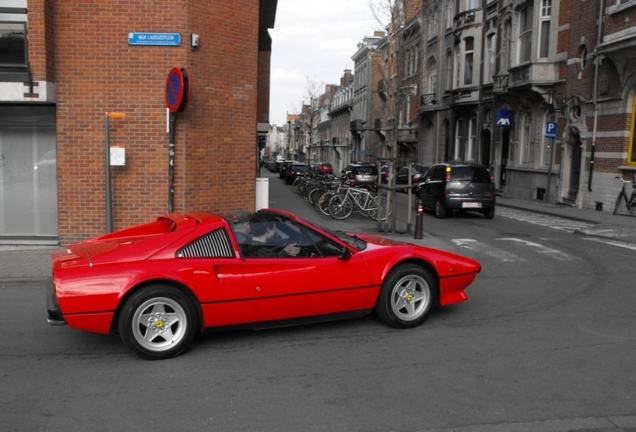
left=110, top=147, right=126, bottom=166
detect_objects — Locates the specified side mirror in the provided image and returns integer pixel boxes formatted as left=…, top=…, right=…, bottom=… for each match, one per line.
left=338, top=248, right=351, bottom=260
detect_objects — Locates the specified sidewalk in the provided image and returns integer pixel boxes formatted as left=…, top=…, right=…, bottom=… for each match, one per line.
left=2, top=196, right=636, bottom=282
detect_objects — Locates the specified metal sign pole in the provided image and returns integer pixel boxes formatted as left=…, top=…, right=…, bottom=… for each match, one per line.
left=104, top=112, right=126, bottom=233
left=168, top=112, right=176, bottom=213
left=105, top=115, right=112, bottom=233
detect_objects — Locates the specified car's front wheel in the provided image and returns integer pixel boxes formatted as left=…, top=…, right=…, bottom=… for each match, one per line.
left=375, top=264, right=437, bottom=329
left=118, top=285, right=197, bottom=360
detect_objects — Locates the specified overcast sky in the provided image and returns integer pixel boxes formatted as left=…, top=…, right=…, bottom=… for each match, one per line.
left=268, top=1, right=382, bottom=126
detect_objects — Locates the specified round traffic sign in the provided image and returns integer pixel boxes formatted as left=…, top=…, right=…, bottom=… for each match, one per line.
left=166, top=67, right=191, bottom=112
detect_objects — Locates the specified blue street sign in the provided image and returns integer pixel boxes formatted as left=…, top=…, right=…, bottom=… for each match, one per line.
left=128, top=33, right=181, bottom=46
left=545, top=122, right=557, bottom=139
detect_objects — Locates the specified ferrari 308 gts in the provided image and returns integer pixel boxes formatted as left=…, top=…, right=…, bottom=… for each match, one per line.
left=47, top=209, right=481, bottom=360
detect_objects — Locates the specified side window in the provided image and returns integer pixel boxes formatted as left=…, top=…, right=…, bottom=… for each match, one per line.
left=177, top=228, right=235, bottom=258
left=243, top=215, right=344, bottom=259
left=432, top=166, right=444, bottom=181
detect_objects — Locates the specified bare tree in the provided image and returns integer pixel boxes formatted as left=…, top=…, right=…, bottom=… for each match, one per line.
left=368, top=0, right=423, bottom=232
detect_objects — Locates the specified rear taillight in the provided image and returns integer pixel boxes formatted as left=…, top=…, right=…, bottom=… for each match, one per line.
left=445, top=167, right=451, bottom=181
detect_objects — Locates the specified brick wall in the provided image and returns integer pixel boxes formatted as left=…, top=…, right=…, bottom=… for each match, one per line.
left=54, top=0, right=261, bottom=244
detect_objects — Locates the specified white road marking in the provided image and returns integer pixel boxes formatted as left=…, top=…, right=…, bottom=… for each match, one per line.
left=582, top=237, right=636, bottom=251
left=498, top=238, right=579, bottom=261
left=451, top=239, right=526, bottom=262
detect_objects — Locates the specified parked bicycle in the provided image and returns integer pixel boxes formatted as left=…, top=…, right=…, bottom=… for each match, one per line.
left=613, top=175, right=636, bottom=216
left=328, top=185, right=392, bottom=221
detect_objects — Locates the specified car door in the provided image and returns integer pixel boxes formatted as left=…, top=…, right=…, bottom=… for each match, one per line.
left=240, top=222, right=372, bottom=321
left=420, top=165, right=443, bottom=208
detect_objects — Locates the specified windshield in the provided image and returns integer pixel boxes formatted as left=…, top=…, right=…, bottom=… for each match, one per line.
left=450, top=166, right=491, bottom=182
left=310, top=222, right=367, bottom=251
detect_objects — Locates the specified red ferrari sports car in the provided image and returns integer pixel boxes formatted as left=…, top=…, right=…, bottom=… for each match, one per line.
left=47, top=209, right=481, bottom=360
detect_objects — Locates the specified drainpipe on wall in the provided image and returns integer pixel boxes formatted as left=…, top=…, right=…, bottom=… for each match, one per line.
left=589, top=0, right=605, bottom=192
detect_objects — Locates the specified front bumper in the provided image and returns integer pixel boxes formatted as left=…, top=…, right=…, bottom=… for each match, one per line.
left=46, top=277, right=66, bottom=326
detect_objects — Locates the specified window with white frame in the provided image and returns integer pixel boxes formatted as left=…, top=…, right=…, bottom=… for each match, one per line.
left=455, top=41, right=461, bottom=88
left=446, top=50, right=453, bottom=91
left=539, top=0, right=551, bottom=59
left=520, top=111, right=534, bottom=165
left=405, top=50, right=411, bottom=79
left=485, top=33, right=495, bottom=84
left=518, top=5, right=533, bottom=64
left=414, top=49, right=419, bottom=77
left=467, top=118, right=477, bottom=160
left=540, top=111, right=552, bottom=167
left=428, top=59, right=438, bottom=95
left=503, top=19, right=512, bottom=71
left=455, top=119, right=464, bottom=160
left=459, top=0, right=478, bottom=12
left=464, top=37, right=474, bottom=85
left=433, top=8, right=439, bottom=38
left=446, top=0, right=454, bottom=29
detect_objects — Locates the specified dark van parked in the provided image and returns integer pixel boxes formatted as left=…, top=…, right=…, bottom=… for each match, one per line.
left=416, top=161, right=496, bottom=219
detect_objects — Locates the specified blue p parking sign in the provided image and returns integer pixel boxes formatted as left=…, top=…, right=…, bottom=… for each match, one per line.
left=545, top=122, right=557, bottom=139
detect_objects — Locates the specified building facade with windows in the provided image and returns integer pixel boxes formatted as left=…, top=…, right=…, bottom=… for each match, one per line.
left=351, top=31, right=388, bottom=164
left=0, top=0, right=277, bottom=246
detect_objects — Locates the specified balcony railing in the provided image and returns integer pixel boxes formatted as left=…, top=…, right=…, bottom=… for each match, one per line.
left=420, top=93, right=437, bottom=106
left=493, top=75, right=508, bottom=93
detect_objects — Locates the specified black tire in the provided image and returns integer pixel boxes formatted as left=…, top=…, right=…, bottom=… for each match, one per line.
left=375, top=264, right=437, bottom=329
left=614, top=190, right=623, bottom=215
left=317, top=191, right=333, bottom=215
left=434, top=200, right=447, bottom=218
left=328, top=194, right=354, bottom=220
left=118, top=285, right=197, bottom=360
left=629, top=196, right=636, bottom=217
left=483, top=208, right=495, bottom=219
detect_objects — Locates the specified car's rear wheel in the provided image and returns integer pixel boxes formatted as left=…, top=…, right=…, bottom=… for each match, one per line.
left=118, top=285, right=197, bottom=360
left=375, top=264, right=436, bottom=329
left=434, top=200, right=446, bottom=218
left=483, top=208, right=495, bottom=219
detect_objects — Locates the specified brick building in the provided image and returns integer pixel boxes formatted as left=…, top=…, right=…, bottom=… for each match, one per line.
left=0, top=0, right=277, bottom=246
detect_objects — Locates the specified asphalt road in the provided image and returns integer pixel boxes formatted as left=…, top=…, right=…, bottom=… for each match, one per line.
left=1, top=172, right=635, bottom=432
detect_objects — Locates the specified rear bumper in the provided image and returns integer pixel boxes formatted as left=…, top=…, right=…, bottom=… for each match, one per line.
left=46, top=277, right=66, bottom=326
left=445, top=197, right=496, bottom=211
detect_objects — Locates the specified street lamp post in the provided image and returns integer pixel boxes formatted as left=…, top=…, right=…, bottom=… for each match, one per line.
left=105, top=112, right=126, bottom=233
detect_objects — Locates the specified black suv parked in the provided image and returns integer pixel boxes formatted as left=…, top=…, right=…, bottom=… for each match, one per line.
left=416, top=161, right=496, bottom=219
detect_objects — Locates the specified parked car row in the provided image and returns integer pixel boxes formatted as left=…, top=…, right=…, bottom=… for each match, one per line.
left=264, top=159, right=334, bottom=182
left=275, top=159, right=497, bottom=220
